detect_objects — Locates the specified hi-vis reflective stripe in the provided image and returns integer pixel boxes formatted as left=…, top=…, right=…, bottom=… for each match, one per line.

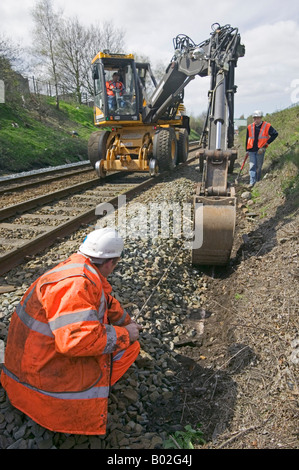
left=47, top=263, right=99, bottom=278
left=40, top=263, right=100, bottom=288
left=113, top=349, right=126, bottom=361
left=3, top=366, right=109, bottom=400
left=103, top=324, right=117, bottom=354
left=16, top=302, right=54, bottom=337
left=16, top=287, right=54, bottom=338
left=49, top=309, right=100, bottom=331
left=98, top=289, right=107, bottom=321
left=258, top=122, right=268, bottom=142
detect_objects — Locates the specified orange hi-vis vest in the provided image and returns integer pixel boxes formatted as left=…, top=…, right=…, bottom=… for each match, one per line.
left=106, top=80, right=124, bottom=96
left=247, top=121, right=271, bottom=150
left=1, top=253, right=134, bottom=435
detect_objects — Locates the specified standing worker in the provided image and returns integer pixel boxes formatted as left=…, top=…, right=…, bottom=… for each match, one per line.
left=245, top=110, right=278, bottom=188
left=1, top=228, right=142, bottom=435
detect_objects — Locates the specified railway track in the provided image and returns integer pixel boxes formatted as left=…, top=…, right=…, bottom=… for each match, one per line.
left=0, top=163, right=94, bottom=197
left=0, top=145, right=200, bottom=276
left=0, top=142, right=200, bottom=190
left=0, top=160, right=91, bottom=184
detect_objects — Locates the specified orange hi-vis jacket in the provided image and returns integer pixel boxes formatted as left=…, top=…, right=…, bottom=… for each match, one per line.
left=106, top=80, right=124, bottom=96
left=1, top=253, right=135, bottom=435
left=247, top=121, right=271, bottom=150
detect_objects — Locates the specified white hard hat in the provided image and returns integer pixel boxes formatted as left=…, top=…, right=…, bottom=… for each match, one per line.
left=79, top=228, right=124, bottom=259
left=252, top=110, right=263, bottom=117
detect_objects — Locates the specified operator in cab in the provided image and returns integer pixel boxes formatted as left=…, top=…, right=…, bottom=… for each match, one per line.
left=106, top=72, right=125, bottom=111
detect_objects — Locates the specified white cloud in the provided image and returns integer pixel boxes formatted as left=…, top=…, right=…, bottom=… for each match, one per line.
left=235, top=20, right=299, bottom=116
left=1, top=0, right=299, bottom=117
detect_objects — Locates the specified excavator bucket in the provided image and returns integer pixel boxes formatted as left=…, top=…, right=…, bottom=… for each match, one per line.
left=191, top=149, right=237, bottom=266
left=191, top=194, right=236, bottom=266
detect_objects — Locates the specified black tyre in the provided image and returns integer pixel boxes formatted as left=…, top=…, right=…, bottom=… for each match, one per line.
left=176, top=128, right=189, bottom=164
left=153, top=128, right=177, bottom=171
left=88, top=130, right=110, bottom=168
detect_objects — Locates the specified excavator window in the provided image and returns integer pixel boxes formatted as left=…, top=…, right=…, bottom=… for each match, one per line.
left=94, top=73, right=104, bottom=112
left=103, top=63, right=137, bottom=117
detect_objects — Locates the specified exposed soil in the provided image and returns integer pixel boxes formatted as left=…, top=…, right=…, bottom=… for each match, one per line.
left=147, top=163, right=298, bottom=449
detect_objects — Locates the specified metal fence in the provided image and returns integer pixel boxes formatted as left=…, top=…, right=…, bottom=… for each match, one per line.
left=25, top=76, right=93, bottom=106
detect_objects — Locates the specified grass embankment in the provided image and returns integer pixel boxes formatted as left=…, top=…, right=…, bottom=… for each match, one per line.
left=0, top=96, right=95, bottom=174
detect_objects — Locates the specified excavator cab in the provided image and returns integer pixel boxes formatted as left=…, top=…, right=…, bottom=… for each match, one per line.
left=91, top=52, right=140, bottom=124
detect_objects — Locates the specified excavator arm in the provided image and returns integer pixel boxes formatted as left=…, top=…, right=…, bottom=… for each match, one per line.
left=143, top=23, right=244, bottom=131
left=143, top=23, right=245, bottom=265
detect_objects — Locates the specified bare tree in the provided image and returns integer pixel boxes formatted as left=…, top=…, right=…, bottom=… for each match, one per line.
left=0, top=34, right=22, bottom=70
left=56, top=16, right=90, bottom=104
left=84, top=21, right=126, bottom=97
left=99, top=21, right=125, bottom=54
left=31, top=0, right=61, bottom=109
left=30, top=2, right=126, bottom=107
left=56, top=19, right=126, bottom=103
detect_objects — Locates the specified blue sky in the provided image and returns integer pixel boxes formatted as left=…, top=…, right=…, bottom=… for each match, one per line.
left=1, top=0, right=299, bottom=117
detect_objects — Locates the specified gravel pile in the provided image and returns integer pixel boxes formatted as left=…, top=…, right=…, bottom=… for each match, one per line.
left=0, top=164, right=206, bottom=449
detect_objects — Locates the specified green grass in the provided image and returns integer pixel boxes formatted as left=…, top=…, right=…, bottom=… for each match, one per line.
left=163, top=424, right=205, bottom=449
left=0, top=95, right=95, bottom=173
left=190, top=129, right=201, bottom=141
left=234, top=293, right=243, bottom=300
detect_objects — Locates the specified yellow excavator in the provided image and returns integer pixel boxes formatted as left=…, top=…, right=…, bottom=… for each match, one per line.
left=88, top=23, right=245, bottom=265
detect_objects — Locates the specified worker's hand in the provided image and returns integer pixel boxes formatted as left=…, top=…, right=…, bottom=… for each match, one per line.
left=125, top=321, right=143, bottom=343
left=257, top=148, right=265, bottom=155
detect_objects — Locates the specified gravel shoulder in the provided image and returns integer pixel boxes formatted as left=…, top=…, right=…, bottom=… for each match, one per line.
left=0, top=160, right=298, bottom=449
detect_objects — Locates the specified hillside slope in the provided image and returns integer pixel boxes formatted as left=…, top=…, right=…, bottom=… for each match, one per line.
left=0, top=95, right=95, bottom=174
left=165, top=106, right=299, bottom=448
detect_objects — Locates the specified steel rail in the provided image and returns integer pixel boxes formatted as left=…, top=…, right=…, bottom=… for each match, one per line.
left=0, top=152, right=199, bottom=276
left=0, top=162, right=91, bottom=185
left=0, top=176, right=108, bottom=221
left=0, top=167, right=95, bottom=195
left=0, top=142, right=200, bottom=189
left=0, top=146, right=202, bottom=221
left=0, top=176, right=159, bottom=276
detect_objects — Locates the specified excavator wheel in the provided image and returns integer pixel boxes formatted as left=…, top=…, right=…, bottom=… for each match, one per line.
left=176, top=128, right=189, bottom=164
left=153, top=128, right=177, bottom=171
left=88, top=130, right=110, bottom=169
left=191, top=194, right=236, bottom=266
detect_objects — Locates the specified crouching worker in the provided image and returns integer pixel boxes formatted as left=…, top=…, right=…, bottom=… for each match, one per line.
left=1, top=228, right=142, bottom=435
